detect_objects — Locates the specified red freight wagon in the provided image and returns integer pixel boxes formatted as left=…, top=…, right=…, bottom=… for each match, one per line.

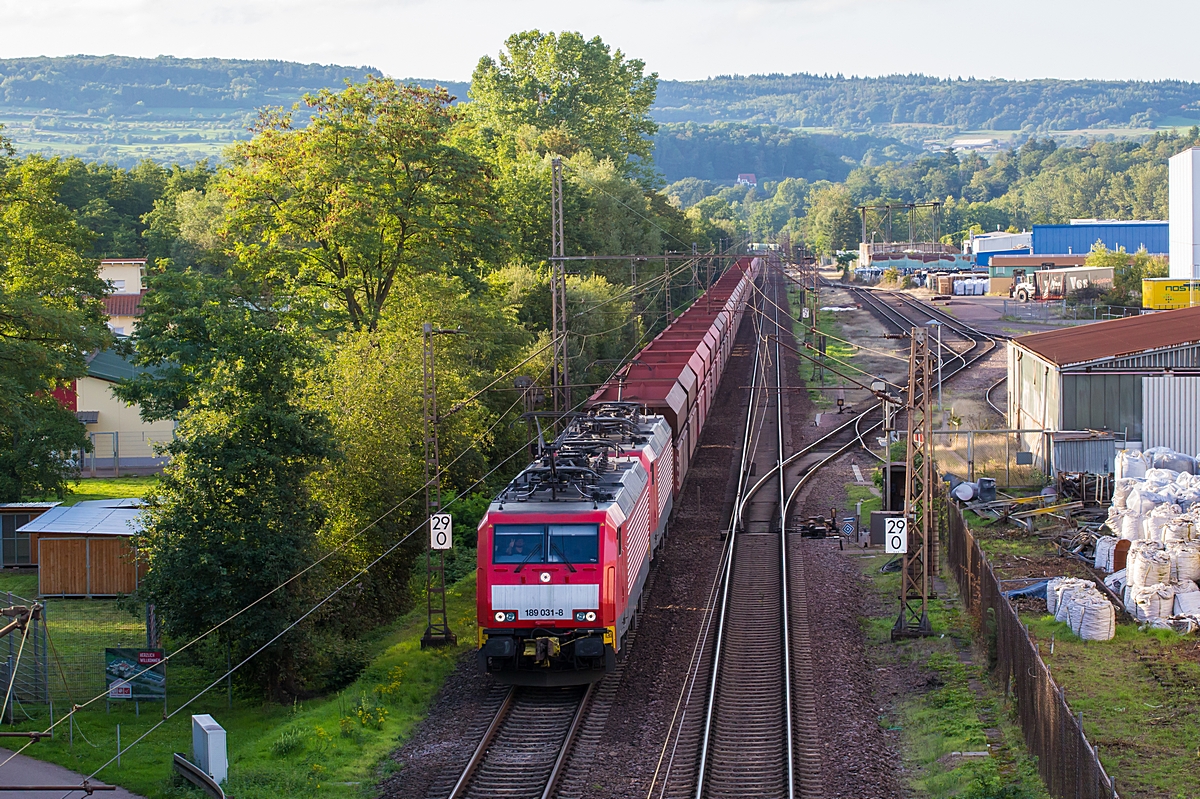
left=475, top=257, right=761, bottom=684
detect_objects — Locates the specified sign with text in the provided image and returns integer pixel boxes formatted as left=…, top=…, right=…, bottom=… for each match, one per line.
left=884, top=517, right=908, bottom=554
left=105, top=649, right=165, bottom=701
left=430, top=513, right=453, bottom=550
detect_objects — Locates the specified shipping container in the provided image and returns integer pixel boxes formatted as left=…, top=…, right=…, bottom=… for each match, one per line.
left=1033, top=222, right=1168, bottom=256
left=1142, top=277, right=1200, bottom=310
left=1049, top=431, right=1116, bottom=475
left=1035, top=266, right=1113, bottom=298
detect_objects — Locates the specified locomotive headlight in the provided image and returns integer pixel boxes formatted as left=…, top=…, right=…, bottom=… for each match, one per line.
left=585, top=611, right=597, bottom=622
left=494, top=611, right=506, bottom=622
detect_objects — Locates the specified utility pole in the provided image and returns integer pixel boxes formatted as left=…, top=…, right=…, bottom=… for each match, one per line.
left=663, top=256, right=672, bottom=323
left=550, top=157, right=569, bottom=413
left=421, top=323, right=460, bottom=649
left=893, top=328, right=935, bottom=640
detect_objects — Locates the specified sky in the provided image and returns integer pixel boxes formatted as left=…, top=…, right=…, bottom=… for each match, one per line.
left=2, top=0, right=1200, bottom=83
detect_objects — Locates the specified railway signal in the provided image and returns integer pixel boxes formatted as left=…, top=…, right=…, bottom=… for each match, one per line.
left=893, top=327, right=935, bottom=639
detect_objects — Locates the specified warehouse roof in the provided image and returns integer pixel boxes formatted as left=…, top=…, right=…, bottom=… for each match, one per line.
left=1014, top=306, right=1200, bottom=367
left=18, top=499, right=145, bottom=537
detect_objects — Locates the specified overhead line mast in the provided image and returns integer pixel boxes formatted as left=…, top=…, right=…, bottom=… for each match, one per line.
left=893, top=327, right=935, bottom=639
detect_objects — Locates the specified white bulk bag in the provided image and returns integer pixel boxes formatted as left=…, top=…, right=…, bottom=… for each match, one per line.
left=1069, top=593, right=1116, bottom=641
left=1171, top=542, right=1200, bottom=582
left=1127, top=545, right=1170, bottom=588
left=1113, top=478, right=1139, bottom=510
left=1131, top=583, right=1175, bottom=622
left=1094, top=536, right=1118, bottom=571
left=1174, top=590, right=1200, bottom=616
left=1120, top=512, right=1145, bottom=540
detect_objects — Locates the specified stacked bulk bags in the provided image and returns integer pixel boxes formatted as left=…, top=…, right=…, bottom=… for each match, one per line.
left=1046, top=577, right=1115, bottom=640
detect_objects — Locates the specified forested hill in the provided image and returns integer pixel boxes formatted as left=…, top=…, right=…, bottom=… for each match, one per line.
left=0, top=55, right=474, bottom=114
left=654, top=73, right=1200, bottom=132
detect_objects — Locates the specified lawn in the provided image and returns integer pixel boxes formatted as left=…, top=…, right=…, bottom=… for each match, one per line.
left=858, top=548, right=1048, bottom=798
left=4, top=573, right=479, bottom=797
left=61, top=476, right=158, bottom=505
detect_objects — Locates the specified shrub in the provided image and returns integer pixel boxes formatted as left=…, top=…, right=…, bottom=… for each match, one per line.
left=270, top=728, right=304, bottom=757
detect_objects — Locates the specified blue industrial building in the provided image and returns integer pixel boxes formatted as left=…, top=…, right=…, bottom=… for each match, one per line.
left=1032, top=221, right=1168, bottom=256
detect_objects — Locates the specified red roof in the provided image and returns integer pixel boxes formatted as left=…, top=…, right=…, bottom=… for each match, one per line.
left=1014, top=305, right=1200, bottom=366
left=103, top=291, right=148, bottom=317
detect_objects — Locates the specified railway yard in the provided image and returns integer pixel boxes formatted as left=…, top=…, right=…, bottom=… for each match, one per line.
left=378, top=259, right=1070, bottom=799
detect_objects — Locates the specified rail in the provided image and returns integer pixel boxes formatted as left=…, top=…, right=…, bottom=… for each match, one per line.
left=447, top=683, right=593, bottom=799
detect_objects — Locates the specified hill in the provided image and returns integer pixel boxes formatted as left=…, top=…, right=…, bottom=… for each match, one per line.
left=654, top=73, right=1200, bottom=135
left=0, top=55, right=469, bottom=166
left=4, top=56, right=1200, bottom=172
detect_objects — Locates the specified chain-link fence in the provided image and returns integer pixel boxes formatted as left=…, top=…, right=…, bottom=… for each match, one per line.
left=944, top=501, right=1117, bottom=798
left=40, top=597, right=147, bottom=704
left=932, top=429, right=1049, bottom=488
left=1, top=592, right=48, bottom=718
left=1001, top=300, right=1147, bottom=325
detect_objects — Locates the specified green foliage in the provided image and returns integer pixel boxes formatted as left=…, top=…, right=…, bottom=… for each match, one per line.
left=1085, top=242, right=1169, bottom=305
left=126, top=279, right=336, bottom=694
left=270, top=728, right=305, bottom=757
left=802, top=182, right=859, bottom=255
left=469, top=30, right=658, bottom=182
left=220, top=77, right=495, bottom=332
left=0, top=137, right=113, bottom=500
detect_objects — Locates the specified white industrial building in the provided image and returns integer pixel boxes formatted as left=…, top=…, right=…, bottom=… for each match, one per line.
left=1170, top=147, right=1200, bottom=279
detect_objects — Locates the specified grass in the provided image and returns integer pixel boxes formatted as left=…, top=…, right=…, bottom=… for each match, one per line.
left=858, top=548, right=1048, bottom=798
left=958, top=503, right=1200, bottom=797
left=4, top=573, right=479, bottom=797
left=61, top=476, right=158, bottom=505
left=787, top=286, right=859, bottom=410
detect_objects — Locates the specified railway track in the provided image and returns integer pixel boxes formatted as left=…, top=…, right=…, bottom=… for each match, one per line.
left=446, top=684, right=593, bottom=799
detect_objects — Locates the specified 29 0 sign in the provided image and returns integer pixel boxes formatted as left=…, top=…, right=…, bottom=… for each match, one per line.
left=430, top=513, right=453, bottom=550
left=885, top=517, right=908, bottom=554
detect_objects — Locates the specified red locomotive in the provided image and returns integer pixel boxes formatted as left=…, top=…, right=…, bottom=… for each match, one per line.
left=476, top=257, right=761, bottom=684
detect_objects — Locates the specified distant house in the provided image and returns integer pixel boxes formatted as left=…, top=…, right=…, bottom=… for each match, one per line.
left=736, top=173, right=757, bottom=187
left=99, top=259, right=148, bottom=336
left=18, top=499, right=146, bottom=597
left=55, top=348, right=176, bottom=475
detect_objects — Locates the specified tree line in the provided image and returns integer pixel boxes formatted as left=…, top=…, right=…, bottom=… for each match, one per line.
left=654, top=73, right=1200, bottom=132
left=671, top=128, right=1200, bottom=282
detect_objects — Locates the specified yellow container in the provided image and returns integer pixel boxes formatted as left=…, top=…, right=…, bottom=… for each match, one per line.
left=1142, top=278, right=1200, bottom=309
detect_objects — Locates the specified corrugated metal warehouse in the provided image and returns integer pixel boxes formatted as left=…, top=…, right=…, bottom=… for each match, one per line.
left=1032, top=221, right=1168, bottom=256
left=1008, top=306, right=1200, bottom=466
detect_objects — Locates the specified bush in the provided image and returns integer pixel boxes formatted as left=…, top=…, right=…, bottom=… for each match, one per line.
left=270, top=727, right=304, bottom=757
left=298, top=631, right=370, bottom=695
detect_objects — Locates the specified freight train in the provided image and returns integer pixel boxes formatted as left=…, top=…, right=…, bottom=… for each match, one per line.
left=475, top=257, right=762, bottom=685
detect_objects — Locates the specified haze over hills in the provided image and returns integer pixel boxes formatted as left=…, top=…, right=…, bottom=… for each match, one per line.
left=4, top=55, right=1200, bottom=177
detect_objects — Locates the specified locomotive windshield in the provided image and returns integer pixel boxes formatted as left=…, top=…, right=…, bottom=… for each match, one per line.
left=493, top=523, right=599, bottom=565
left=549, top=524, right=600, bottom=564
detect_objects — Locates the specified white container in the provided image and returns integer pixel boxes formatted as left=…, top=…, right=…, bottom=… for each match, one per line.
left=192, top=714, right=228, bottom=785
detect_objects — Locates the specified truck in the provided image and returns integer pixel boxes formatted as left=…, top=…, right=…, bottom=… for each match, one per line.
left=1010, top=266, right=1114, bottom=302
left=1142, top=278, right=1200, bottom=310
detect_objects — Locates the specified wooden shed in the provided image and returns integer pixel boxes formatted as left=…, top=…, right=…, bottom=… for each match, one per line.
left=18, top=499, right=145, bottom=597
left=1, top=502, right=60, bottom=569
